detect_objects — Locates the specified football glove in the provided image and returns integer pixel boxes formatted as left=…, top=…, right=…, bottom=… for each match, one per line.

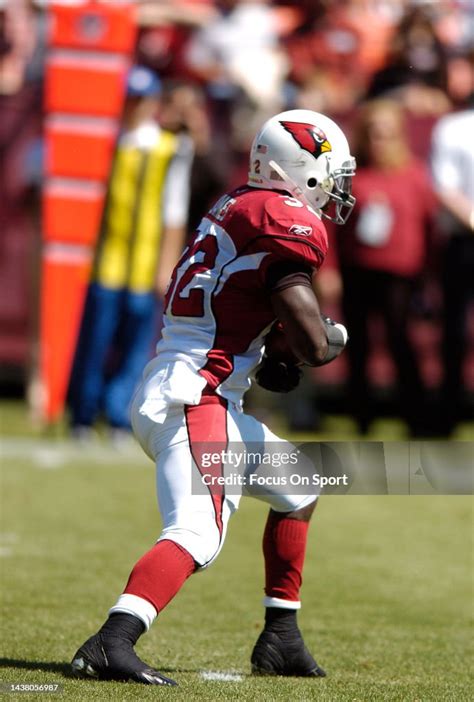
left=255, top=357, right=303, bottom=393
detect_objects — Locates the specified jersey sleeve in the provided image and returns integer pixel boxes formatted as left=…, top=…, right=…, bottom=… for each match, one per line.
left=264, top=260, right=313, bottom=293
left=257, top=194, right=328, bottom=284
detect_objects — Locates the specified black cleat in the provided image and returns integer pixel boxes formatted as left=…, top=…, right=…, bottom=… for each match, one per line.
left=251, top=628, right=326, bottom=677
left=71, top=632, right=177, bottom=686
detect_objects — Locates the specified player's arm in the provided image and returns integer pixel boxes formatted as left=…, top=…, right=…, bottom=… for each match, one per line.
left=270, top=278, right=347, bottom=367
left=256, top=269, right=347, bottom=393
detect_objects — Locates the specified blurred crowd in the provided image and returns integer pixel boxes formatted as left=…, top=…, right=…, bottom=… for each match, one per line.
left=1, top=0, right=473, bottom=438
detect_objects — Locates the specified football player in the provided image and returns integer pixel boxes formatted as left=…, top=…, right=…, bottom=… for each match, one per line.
left=71, top=110, right=356, bottom=685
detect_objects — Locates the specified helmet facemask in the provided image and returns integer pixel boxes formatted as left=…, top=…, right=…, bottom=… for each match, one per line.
left=318, top=159, right=356, bottom=225
left=268, top=156, right=356, bottom=225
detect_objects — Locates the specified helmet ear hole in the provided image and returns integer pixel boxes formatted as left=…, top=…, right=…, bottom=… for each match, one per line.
left=307, top=177, right=318, bottom=189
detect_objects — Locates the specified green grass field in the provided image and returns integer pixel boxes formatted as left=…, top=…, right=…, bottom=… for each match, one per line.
left=1, top=401, right=473, bottom=701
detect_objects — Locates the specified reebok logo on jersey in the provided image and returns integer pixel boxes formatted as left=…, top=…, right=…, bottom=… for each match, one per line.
left=289, top=224, right=312, bottom=237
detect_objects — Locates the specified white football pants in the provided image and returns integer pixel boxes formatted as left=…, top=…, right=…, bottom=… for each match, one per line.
left=131, top=391, right=317, bottom=569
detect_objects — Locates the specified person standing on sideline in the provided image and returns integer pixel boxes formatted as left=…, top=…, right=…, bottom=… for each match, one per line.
left=431, top=95, right=474, bottom=434
left=69, top=67, right=193, bottom=440
left=336, top=99, right=436, bottom=435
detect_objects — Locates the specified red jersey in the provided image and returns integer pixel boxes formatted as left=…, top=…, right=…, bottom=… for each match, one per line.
left=140, top=185, right=328, bottom=414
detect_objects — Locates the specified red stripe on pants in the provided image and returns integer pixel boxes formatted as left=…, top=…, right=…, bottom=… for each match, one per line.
left=184, top=394, right=228, bottom=538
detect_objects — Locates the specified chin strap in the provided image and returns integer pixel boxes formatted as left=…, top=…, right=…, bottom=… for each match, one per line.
left=268, top=160, right=305, bottom=201
left=268, top=160, right=328, bottom=220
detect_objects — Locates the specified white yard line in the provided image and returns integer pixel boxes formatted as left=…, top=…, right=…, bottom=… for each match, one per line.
left=1, top=438, right=147, bottom=467
left=200, top=671, right=244, bottom=682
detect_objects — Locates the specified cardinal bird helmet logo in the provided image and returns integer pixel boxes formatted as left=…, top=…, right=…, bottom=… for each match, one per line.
left=280, top=121, right=332, bottom=159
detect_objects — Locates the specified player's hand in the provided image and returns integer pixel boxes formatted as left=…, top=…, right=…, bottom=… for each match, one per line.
left=255, top=357, right=302, bottom=393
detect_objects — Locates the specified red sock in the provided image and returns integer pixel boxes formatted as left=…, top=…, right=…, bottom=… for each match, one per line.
left=124, top=540, right=195, bottom=613
left=263, top=512, right=310, bottom=603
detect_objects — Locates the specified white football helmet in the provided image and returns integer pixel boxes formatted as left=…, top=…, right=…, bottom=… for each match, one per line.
left=248, top=109, right=356, bottom=224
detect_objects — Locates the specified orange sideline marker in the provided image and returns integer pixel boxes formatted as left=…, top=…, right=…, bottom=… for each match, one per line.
left=39, top=0, right=136, bottom=423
